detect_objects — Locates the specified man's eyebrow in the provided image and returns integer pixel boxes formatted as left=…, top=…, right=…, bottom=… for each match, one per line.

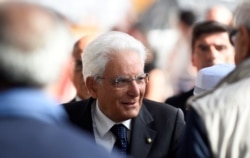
left=197, top=44, right=209, bottom=47
left=213, top=43, right=227, bottom=47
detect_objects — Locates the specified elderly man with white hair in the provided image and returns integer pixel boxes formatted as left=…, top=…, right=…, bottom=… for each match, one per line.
left=64, top=31, right=185, bottom=158
left=180, top=2, right=250, bottom=158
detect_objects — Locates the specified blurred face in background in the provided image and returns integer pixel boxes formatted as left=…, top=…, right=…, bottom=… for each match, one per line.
left=72, top=35, right=97, bottom=100
left=192, top=32, right=234, bottom=71
left=72, top=40, right=90, bottom=100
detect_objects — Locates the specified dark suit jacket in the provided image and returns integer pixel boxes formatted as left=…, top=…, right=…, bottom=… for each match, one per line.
left=165, top=88, right=194, bottom=120
left=0, top=117, right=116, bottom=158
left=63, top=98, right=185, bottom=158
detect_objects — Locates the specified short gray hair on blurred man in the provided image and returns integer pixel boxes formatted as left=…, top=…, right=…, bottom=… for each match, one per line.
left=234, top=1, right=250, bottom=29
left=0, top=2, right=72, bottom=87
left=231, top=1, right=250, bottom=65
left=82, top=31, right=147, bottom=82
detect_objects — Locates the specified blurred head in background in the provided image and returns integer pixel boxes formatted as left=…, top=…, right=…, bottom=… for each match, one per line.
left=232, top=2, right=250, bottom=65
left=191, top=21, right=235, bottom=71
left=72, top=34, right=98, bottom=101
left=205, top=5, right=233, bottom=26
left=177, top=9, right=197, bottom=37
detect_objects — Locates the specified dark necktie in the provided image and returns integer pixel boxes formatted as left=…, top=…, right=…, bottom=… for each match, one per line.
left=110, top=124, right=128, bottom=155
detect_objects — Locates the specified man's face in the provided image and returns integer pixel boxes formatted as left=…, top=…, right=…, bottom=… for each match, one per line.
left=231, top=26, right=250, bottom=65
left=192, top=32, right=234, bottom=71
left=72, top=44, right=90, bottom=100
left=94, top=51, right=146, bottom=122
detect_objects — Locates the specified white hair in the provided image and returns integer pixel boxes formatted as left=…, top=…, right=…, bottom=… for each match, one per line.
left=82, top=31, right=146, bottom=81
left=0, top=3, right=72, bottom=87
left=234, top=2, right=250, bottom=29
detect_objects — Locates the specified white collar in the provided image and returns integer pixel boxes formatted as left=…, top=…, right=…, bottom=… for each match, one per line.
left=75, top=96, right=82, bottom=101
left=94, top=100, right=131, bottom=138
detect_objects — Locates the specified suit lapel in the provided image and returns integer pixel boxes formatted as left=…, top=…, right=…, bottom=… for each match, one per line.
left=129, top=104, right=156, bottom=158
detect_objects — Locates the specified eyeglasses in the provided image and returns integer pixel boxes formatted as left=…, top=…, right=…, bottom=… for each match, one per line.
left=95, top=73, right=149, bottom=89
left=229, top=28, right=238, bottom=46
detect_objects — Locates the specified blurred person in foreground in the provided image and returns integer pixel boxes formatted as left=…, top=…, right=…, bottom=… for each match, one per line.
left=165, top=21, right=235, bottom=119
left=180, top=2, right=250, bottom=157
left=63, top=31, right=185, bottom=158
left=70, top=34, right=98, bottom=102
left=0, top=2, right=117, bottom=158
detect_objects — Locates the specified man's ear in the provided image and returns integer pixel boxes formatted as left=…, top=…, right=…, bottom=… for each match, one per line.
left=86, top=77, right=98, bottom=98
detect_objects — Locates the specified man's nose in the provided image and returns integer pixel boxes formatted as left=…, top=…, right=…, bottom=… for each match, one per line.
left=127, top=80, right=140, bottom=97
left=208, top=46, right=220, bottom=59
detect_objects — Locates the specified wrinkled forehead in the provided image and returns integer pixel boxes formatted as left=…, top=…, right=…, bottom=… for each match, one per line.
left=103, top=51, right=144, bottom=75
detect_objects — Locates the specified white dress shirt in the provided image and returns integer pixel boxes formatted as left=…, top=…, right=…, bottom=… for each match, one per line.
left=91, top=100, right=131, bottom=152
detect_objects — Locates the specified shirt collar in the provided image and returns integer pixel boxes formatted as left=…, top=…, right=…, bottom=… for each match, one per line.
left=75, top=96, right=82, bottom=101
left=94, top=100, right=131, bottom=138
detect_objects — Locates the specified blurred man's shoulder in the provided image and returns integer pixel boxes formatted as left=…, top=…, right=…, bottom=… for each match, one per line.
left=0, top=117, right=115, bottom=158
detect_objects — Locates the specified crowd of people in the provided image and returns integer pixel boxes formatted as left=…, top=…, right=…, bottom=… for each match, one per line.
left=2, top=0, right=250, bottom=158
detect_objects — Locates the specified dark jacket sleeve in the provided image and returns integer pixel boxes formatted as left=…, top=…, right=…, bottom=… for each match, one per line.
left=179, top=107, right=212, bottom=158
left=168, top=108, right=185, bottom=158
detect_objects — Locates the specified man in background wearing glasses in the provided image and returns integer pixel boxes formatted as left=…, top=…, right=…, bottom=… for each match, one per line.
left=63, top=31, right=185, bottom=158
left=180, top=2, right=250, bottom=157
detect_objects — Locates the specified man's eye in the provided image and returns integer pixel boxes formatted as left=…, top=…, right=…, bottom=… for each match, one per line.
left=215, top=45, right=227, bottom=51
left=115, top=78, right=128, bottom=84
left=136, top=76, right=145, bottom=81
left=199, top=45, right=209, bottom=52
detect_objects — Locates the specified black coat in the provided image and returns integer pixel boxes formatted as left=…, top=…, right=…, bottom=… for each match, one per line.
left=165, top=88, right=194, bottom=120
left=63, top=98, right=185, bottom=158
